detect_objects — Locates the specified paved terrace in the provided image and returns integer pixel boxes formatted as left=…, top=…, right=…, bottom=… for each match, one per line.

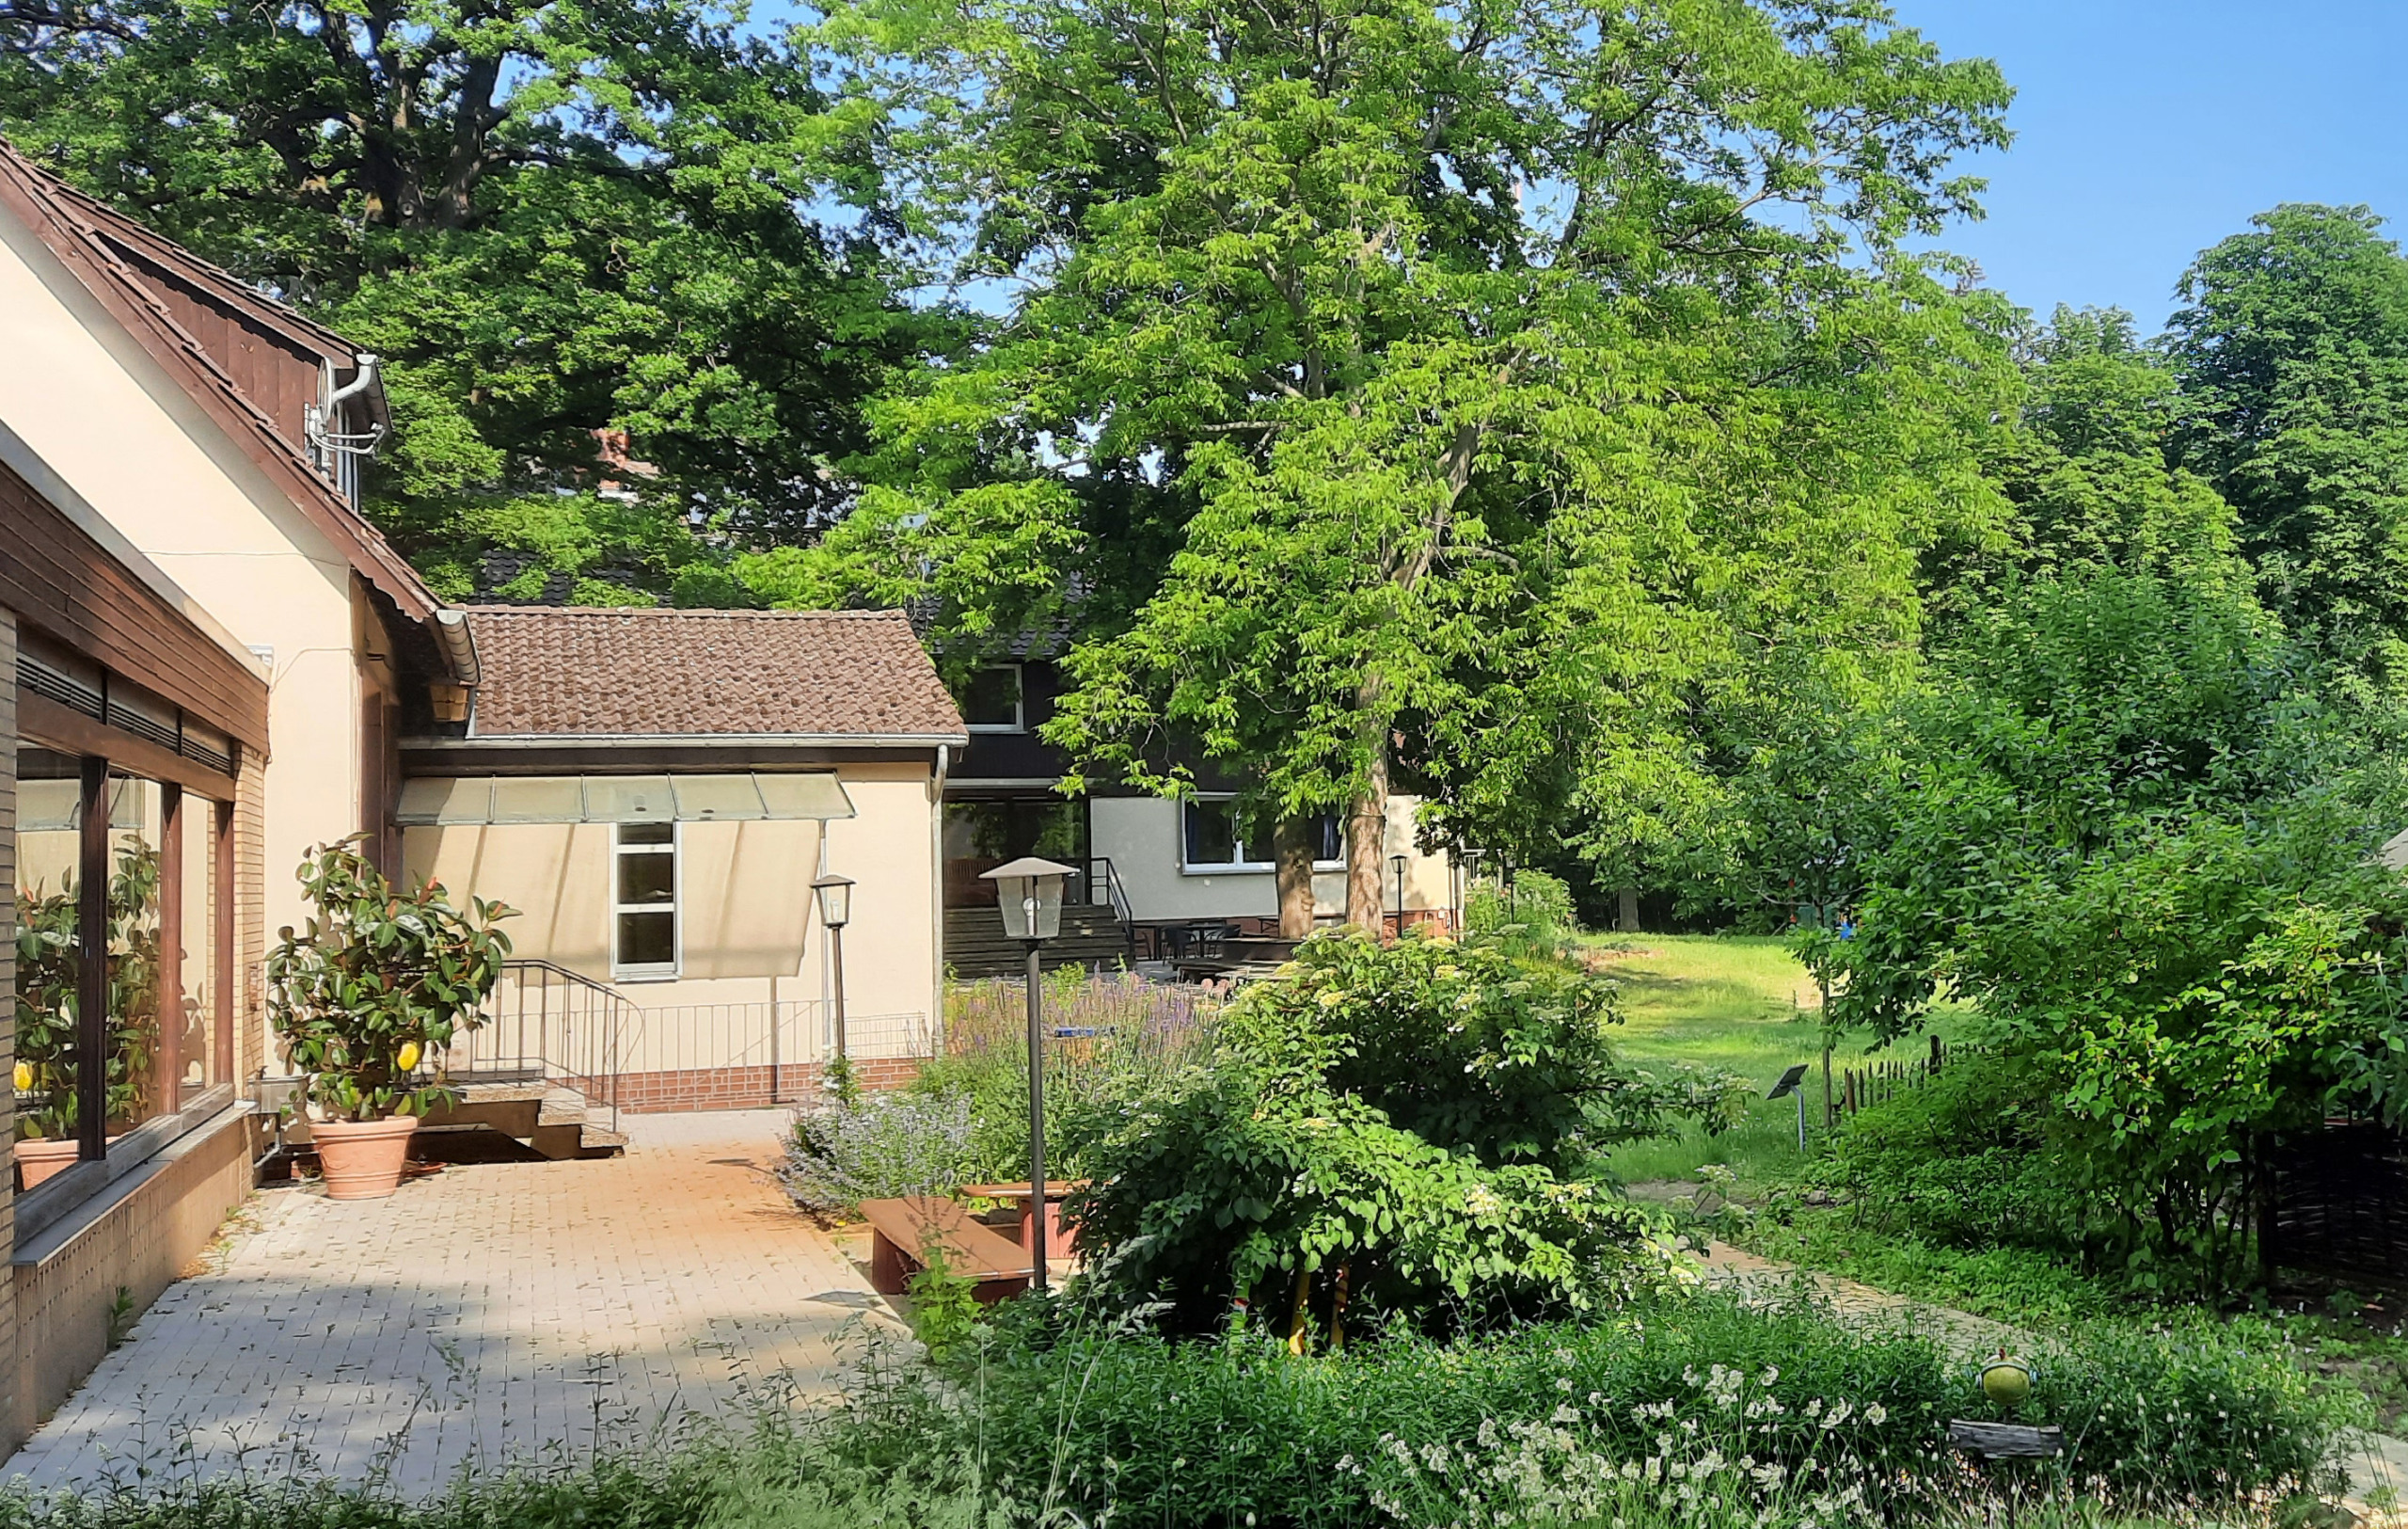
left=2, top=1110, right=895, bottom=1497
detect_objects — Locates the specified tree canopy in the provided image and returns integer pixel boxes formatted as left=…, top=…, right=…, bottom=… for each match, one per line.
left=752, top=0, right=2017, bottom=921
left=0, top=0, right=954, bottom=598
left=2167, top=205, right=2408, bottom=698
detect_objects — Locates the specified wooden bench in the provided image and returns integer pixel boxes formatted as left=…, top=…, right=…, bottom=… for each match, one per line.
left=859, top=1195, right=1035, bottom=1304
left=958, top=1179, right=1089, bottom=1257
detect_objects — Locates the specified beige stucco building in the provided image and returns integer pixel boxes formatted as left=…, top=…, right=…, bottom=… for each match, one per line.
left=0, top=138, right=961, bottom=1451
left=396, top=608, right=962, bottom=1105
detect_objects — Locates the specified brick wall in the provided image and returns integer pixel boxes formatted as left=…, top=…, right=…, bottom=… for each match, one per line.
left=599, top=1057, right=927, bottom=1115
left=8, top=1109, right=250, bottom=1451
left=234, top=754, right=266, bottom=1082
left=0, top=609, right=21, bottom=1435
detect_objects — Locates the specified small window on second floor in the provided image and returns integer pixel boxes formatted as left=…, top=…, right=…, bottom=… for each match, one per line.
left=963, top=666, right=1024, bottom=732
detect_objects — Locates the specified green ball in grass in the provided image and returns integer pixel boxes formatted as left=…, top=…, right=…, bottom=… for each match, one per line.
left=1979, top=1355, right=2033, bottom=1408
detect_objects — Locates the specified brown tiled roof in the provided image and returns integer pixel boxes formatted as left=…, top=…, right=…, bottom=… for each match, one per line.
left=466, top=607, right=968, bottom=741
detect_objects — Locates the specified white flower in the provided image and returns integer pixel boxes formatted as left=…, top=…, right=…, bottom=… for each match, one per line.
left=1759, top=1365, right=1779, bottom=1386
left=1864, top=1403, right=1888, bottom=1425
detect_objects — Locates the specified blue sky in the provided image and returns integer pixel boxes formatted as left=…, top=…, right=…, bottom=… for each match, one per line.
left=1892, top=1, right=2408, bottom=333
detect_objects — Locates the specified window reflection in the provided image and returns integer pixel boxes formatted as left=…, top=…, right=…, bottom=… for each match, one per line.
left=105, top=773, right=165, bottom=1137
left=14, top=749, right=81, bottom=1187
left=174, top=797, right=218, bottom=1099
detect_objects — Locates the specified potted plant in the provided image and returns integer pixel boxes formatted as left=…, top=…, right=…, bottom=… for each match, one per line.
left=14, top=842, right=162, bottom=1190
left=268, top=837, right=514, bottom=1200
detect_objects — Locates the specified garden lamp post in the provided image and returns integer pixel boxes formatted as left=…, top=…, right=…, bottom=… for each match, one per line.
left=814, top=872, right=854, bottom=1068
left=980, top=855, right=1076, bottom=1293
left=1388, top=852, right=1408, bottom=935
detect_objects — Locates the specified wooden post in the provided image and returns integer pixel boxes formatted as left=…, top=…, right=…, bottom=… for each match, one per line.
left=214, top=797, right=234, bottom=1086
left=1287, top=1265, right=1313, bottom=1355
left=76, top=756, right=109, bottom=1161
left=158, top=783, right=182, bottom=1116
left=1821, top=1043, right=1833, bottom=1131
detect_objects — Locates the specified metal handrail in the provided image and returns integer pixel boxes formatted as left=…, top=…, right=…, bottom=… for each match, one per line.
left=1078, top=855, right=1139, bottom=958
left=1078, top=855, right=1136, bottom=925
left=447, top=959, right=642, bottom=1134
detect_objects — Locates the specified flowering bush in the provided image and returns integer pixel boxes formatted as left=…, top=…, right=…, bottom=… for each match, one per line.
left=780, top=1090, right=975, bottom=1216
left=922, top=966, right=1217, bottom=1181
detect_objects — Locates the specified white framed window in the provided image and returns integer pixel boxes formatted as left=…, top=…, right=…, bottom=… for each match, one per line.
left=612, top=821, right=679, bottom=980
left=963, top=665, right=1025, bottom=732
left=1180, top=799, right=1344, bottom=873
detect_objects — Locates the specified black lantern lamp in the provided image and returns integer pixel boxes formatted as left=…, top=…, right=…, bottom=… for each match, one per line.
left=1389, top=852, right=1409, bottom=933
left=814, top=872, right=855, bottom=1066
left=979, top=856, right=1078, bottom=1291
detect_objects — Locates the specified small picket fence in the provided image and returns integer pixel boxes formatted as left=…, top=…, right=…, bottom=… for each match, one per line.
left=1830, top=1034, right=1985, bottom=1123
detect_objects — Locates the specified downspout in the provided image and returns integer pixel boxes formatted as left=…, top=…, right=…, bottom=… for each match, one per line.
left=432, top=608, right=480, bottom=684
left=327, top=353, right=381, bottom=412
left=930, top=742, right=950, bottom=1055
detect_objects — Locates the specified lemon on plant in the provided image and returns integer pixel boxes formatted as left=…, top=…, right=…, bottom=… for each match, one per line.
left=396, top=1042, right=422, bottom=1072
left=11, top=1061, right=30, bottom=1092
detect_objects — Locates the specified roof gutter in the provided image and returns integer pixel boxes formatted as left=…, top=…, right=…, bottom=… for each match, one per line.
left=405, top=731, right=972, bottom=749
left=432, top=609, right=480, bottom=684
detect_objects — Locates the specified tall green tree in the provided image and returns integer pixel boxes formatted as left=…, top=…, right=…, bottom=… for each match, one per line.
left=775, top=0, right=2017, bottom=923
left=1984, top=307, right=2240, bottom=587
left=2166, top=205, right=2408, bottom=697
left=0, top=0, right=953, bottom=597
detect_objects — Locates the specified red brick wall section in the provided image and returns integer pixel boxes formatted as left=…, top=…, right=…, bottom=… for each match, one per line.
left=0, top=609, right=22, bottom=1436
left=589, top=1058, right=928, bottom=1115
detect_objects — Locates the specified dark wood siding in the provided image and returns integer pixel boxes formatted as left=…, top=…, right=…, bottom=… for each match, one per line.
left=0, top=456, right=268, bottom=754
left=139, top=274, right=322, bottom=454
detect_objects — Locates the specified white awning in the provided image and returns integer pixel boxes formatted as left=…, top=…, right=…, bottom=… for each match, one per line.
left=395, top=773, right=855, bottom=826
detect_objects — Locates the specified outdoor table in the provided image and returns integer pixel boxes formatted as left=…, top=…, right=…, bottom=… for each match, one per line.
left=958, top=1180, right=1087, bottom=1257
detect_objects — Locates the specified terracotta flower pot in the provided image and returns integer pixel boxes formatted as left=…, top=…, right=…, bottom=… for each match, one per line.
left=14, top=1138, right=78, bottom=1191
left=313, top=1115, right=420, bottom=1200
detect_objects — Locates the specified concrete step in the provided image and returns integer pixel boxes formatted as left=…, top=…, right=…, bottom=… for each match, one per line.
left=418, top=1079, right=624, bottom=1160
left=944, top=905, right=1135, bottom=978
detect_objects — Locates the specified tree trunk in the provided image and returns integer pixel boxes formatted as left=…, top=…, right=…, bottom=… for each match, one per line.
left=1346, top=727, right=1389, bottom=932
left=1275, top=816, right=1318, bottom=939
left=1617, top=884, right=1641, bottom=933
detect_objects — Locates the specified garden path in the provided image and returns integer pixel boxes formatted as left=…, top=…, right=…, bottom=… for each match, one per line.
left=0, top=1109, right=899, bottom=1499
left=1698, top=1239, right=2408, bottom=1521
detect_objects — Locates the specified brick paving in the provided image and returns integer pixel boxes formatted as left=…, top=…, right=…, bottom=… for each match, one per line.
left=1, top=1109, right=896, bottom=1497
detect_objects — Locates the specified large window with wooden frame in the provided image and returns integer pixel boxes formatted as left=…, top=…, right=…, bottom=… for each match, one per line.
left=612, top=820, right=679, bottom=980
left=12, top=749, right=231, bottom=1190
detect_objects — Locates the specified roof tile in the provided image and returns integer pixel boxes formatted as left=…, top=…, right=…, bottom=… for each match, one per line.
left=466, top=607, right=966, bottom=740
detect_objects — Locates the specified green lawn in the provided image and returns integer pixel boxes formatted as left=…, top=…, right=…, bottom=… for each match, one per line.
left=1586, top=933, right=1957, bottom=1187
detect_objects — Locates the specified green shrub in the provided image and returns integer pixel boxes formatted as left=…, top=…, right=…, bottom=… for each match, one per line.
left=1797, top=1062, right=2088, bottom=1261
left=1070, top=929, right=1744, bottom=1331
left=916, top=969, right=1216, bottom=1182
left=826, top=1283, right=2352, bottom=1526
left=1465, top=869, right=1578, bottom=959
left=267, top=838, right=515, bottom=1123
left=0, top=1290, right=2350, bottom=1527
